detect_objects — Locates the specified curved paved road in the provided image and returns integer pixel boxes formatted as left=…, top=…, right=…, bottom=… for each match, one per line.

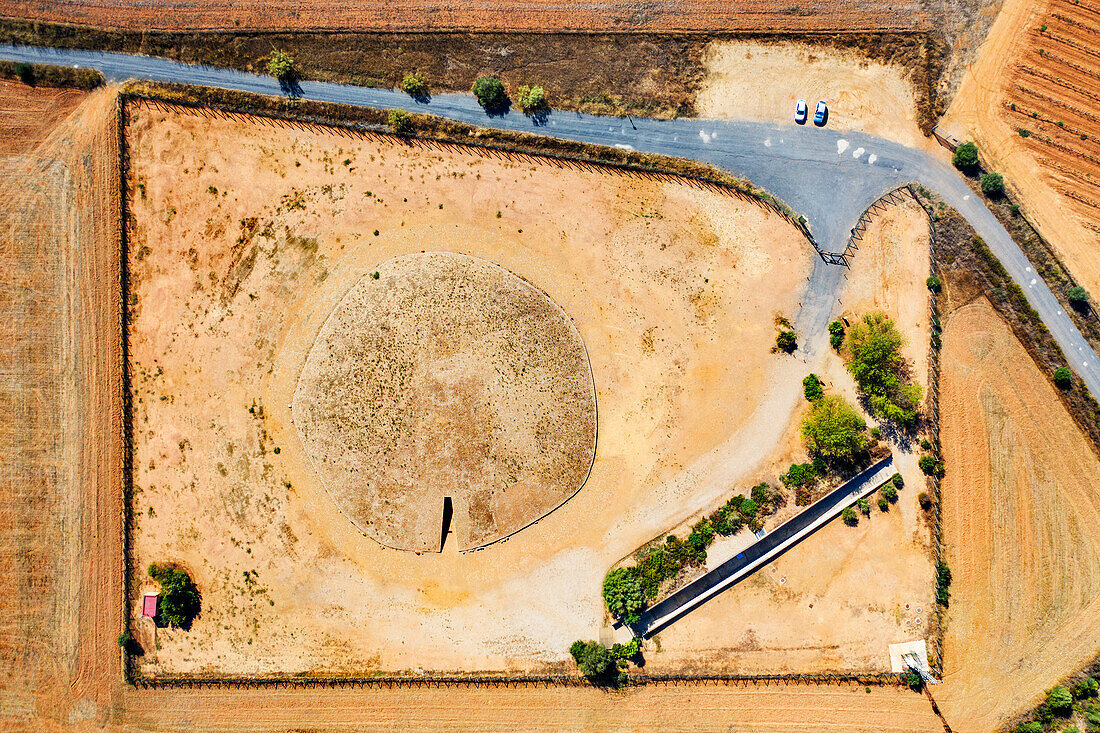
left=4, top=44, right=1097, bottom=392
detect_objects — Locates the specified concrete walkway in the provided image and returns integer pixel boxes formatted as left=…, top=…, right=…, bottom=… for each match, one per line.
left=2, top=44, right=1096, bottom=395
left=633, top=456, right=897, bottom=637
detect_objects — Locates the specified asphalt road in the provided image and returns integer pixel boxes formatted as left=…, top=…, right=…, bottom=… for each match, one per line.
left=633, top=456, right=895, bottom=637
left=4, top=44, right=1097, bottom=393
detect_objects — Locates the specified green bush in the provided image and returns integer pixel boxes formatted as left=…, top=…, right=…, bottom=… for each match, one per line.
left=602, top=568, right=645, bottom=623
left=842, top=507, right=858, bottom=526
left=1074, top=677, right=1099, bottom=699
left=920, top=439, right=933, bottom=451
left=877, top=496, right=889, bottom=512
left=610, top=638, right=641, bottom=662
left=740, top=499, right=759, bottom=518
left=919, top=455, right=944, bottom=476
left=1015, top=722, right=1041, bottom=733
left=828, top=320, right=845, bottom=351
left=935, top=561, right=952, bottom=606
left=801, top=395, right=868, bottom=459
left=750, top=482, right=774, bottom=512
left=516, top=84, right=547, bottom=112
left=903, top=671, right=923, bottom=691
left=891, top=473, right=904, bottom=489
left=1068, top=285, right=1090, bottom=309
left=845, top=312, right=922, bottom=425
left=147, top=563, right=201, bottom=629
left=803, top=373, right=823, bottom=402
left=857, top=498, right=871, bottom=516
left=926, top=275, right=942, bottom=293
left=15, top=61, right=33, bottom=85
left=776, top=330, right=797, bottom=353
left=980, top=172, right=1005, bottom=196
left=265, top=50, right=296, bottom=80
left=570, top=640, right=614, bottom=677
left=387, top=109, right=412, bottom=134
left=1048, top=685, right=1074, bottom=715
left=401, top=71, right=429, bottom=97
left=882, top=484, right=898, bottom=503
left=117, top=631, right=132, bottom=648
left=781, top=462, right=817, bottom=488
left=953, top=141, right=979, bottom=172
left=472, top=76, right=508, bottom=110
left=1054, top=367, right=1073, bottom=390
left=918, top=491, right=933, bottom=511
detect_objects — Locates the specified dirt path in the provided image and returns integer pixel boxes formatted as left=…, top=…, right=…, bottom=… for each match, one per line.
left=936, top=298, right=1100, bottom=732
left=111, top=682, right=942, bottom=732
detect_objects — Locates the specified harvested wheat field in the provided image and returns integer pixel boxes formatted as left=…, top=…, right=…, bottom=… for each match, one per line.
left=0, top=0, right=930, bottom=33
left=124, top=100, right=814, bottom=677
left=0, top=81, right=123, bottom=728
left=696, top=41, right=932, bottom=149
left=645, top=194, right=936, bottom=675
left=112, top=681, right=942, bottom=732
left=944, top=0, right=1100, bottom=294
left=936, top=297, right=1100, bottom=732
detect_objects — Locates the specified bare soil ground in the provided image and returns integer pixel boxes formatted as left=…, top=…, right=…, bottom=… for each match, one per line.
left=0, top=0, right=930, bottom=33
left=644, top=195, right=936, bottom=675
left=125, top=101, right=811, bottom=677
left=944, top=0, right=1100, bottom=295
left=696, top=41, right=934, bottom=148
left=936, top=297, right=1100, bottom=732
left=0, top=81, right=122, bottom=729
left=111, top=682, right=942, bottom=732
left=292, top=251, right=596, bottom=552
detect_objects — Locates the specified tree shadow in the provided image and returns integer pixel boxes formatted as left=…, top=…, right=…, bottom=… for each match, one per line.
left=408, top=91, right=431, bottom=105
left=278, top=74, right=303, bottom=98
left=528, top=108, right=551, bottom=127
left=483, top=96, right=512, bottom=118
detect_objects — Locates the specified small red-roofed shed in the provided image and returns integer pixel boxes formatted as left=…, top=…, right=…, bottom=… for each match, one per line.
left=142, top=594, right=158, bottom=618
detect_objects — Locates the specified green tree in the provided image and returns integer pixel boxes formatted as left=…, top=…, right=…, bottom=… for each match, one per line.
left=148, top=563, right=201, bottom=629
left=401, top=71, right=429, bottom=98
left=1053, top=366, right=1073, bottom=389
left=776, top=330, right=797, bottom=353
left=569, top=640, right=613, bottom=677
left=828, top=320, right=845, bottom=351
left=845, top=312, right=923, bottom=424
left=516, top=84, right=547, bottom=112
left=953, top=141, right=979, bottom=172
left=857, top=498, right=871, bottom=516
left=926, top=275, right=942, bottom=293
left=878, top=496, right=890, bottom=512
left=935, top=561, right=952, bottom=606
left=265, top=50, right=297, bottom=80
left=801, top=395, right=868, bottom=459
left=980, top=172, right=1005, bottom=196
left=1067, top=285, right=1090, bottom=310
left=803, top=373, right=824, bottom=401
left=882, top=484, right=898, bottom=503
left=891, top=472, right=904, bottom=489
left=387, top=109, right=412, bottom=134
left=117, top=631, right=132, bottom=647
left=842, top=507, right=858, bottom=526
left=918, top=491, right=933, bottom=511
left=472, top=76, right=507, bottom=110
left=602, top=568, right=645, bottom=623
left=15, top=62, right=34, bottom=85
left=1047, top=685, right=1074, bottom=715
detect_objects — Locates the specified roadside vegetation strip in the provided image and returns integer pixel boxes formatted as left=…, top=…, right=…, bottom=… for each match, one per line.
left=118, top=81, right=816, bottom=240
left=0, top=19, right=944, bottom=124
left=913, top=186, right=1100, bottom=459
left=0, top=57, right=103, bottom=88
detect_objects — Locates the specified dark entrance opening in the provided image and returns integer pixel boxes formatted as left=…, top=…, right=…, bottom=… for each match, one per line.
left=440, top=496, right=454, bottom=552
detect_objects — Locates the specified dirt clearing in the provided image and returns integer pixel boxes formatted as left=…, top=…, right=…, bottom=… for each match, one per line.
left=124, top=101, right=811, bottom=676
left=936, top=298, right=1100, bottom=732
left=0, top=81, right=122, bottom=728
left=645, top=194, right=935, bottom=675
left=696, top=41, right=934, bottom=149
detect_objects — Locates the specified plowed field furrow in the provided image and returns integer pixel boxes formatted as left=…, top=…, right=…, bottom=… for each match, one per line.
left=1012, top=83, right=1100, bottom=134
left=1019, top=66, right=1100, bottom=107
left=1042, top=30, right=1100, bottom=63
left=1032, top=47, right=1100, bottom=86
left=0, top=0, right=931, bottom=32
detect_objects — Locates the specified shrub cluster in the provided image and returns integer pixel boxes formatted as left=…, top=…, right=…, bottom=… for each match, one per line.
left=828, top=320, right=845, bottom=351
left=516, top=84, right=547, bottom=112
left=935, top=560, right=952, bottom=606
left=472, top=76, right=508, bottom=110
left=919, top=454, right=945, bottom=477
left=147, top=563, right=201, bottom=629
left=400, top=71, right=429, bottom=98
left=844, top=312, right=923, bottom=425
left=775, top=330, right=797, bottom=353
left=265, top=50, right=296, bottom=81
left=569, top=640, right=613, bottom=677
left=801, top=394, right=869, bottom=459
left=802, top=373, right=823, bottom=402
left=980, top=172, right=1005, bottom=197
left=387, top=109, right=412, bottom=134
left=952, top=141, right=979, bottom=172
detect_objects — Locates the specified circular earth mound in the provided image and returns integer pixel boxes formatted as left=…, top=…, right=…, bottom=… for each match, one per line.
left=292, top=252, right=597, bottom=552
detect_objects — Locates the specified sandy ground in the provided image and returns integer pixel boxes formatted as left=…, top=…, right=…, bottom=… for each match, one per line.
left=0, top=82, right=123, bottom=729
left=696, top=41, right=936, bottom=150
left=0, top=0, right=930, bottom=32
left=935, top=298, right=1100, bottom=732
left=124, top=101, right=813, bottom=676
left=110, top=682, right=942, bottom=732
left=645, top=193, right=936, bottom=675
left=943, top=0, right=1100, bottom=294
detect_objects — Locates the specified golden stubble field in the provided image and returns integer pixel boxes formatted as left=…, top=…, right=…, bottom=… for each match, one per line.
left=124, top=101, right=815, bottom=677
left=936, top=296, right=1100, bottom=732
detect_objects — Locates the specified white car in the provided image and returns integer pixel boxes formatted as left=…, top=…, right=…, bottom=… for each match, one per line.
left=814, top=100, right=828, bottom=125
left=795, top=99, right=808, bottom=124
